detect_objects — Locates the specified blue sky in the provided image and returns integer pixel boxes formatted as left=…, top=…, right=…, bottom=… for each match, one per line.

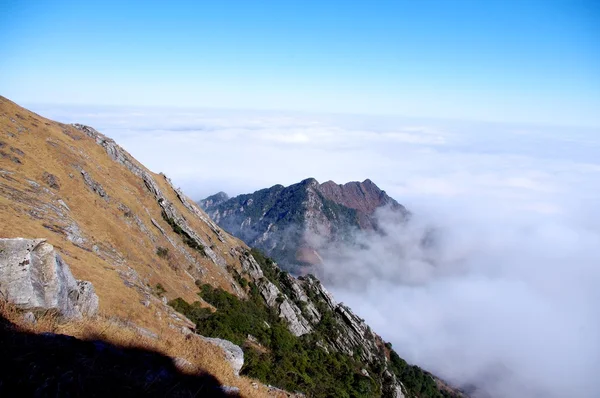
left=1, top=0, right=599, bottom=125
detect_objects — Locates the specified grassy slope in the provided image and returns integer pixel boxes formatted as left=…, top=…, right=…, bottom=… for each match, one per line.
left=0, top=96, right=282, bottom=397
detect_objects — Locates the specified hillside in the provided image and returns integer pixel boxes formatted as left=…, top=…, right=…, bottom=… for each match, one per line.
left=0, top=96, right=463, bottom=398
left=199, top=178, right=408, bottom=272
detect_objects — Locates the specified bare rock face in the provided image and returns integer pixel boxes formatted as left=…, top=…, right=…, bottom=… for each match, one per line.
left=240, top=252, right=313, bottom=336
left=0, top=238, right=99, bottom=318
left=200, top=336, right=244, bottom=376
left=317, top=179, right=406, bottom=229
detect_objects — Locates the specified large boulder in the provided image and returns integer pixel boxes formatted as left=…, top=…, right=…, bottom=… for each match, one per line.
left=0, top=238, right=99, bottom=318
left=200, top=336, right=244, bottom=376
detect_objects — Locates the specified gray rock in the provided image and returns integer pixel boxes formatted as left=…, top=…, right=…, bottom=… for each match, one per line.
left=254, top=274, right=312, bottom=336
left=283, top=273, right=321, bottom=323
left=382, top=370, right=406, bottom=398
left=240, top=251, right=265, bottom=280
left=394, top=384, right=406, bottom=398
left=164, top=176, right=226, bottom=243
left=72, top=124, right=145, bottom=177
left=173, top=357, right=193, bottom=370
left=0, top=238, right=99, bottom=318
left=200, top=336, right=244, bottom=376
left=23, top=311, right=36, bottom=324
left=77, top=167, right=109, bottom=201
left=57, top=199, right=70, bottom=211
left=278, top=298, right=312, bottom=336
left=258, top=279, right=279, bottom=307
left=42, top=171, right=60, bottom=189
left=73, top=281, right=99, bottom=317
left=220, top=385, right=240, bottom=394
left=239, top=251, right=313, bottom=336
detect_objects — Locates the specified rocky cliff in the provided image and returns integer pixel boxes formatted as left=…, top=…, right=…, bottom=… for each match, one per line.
left=199, top=178, right=408, bottom=272
left=0, top=96, right=463, bottom=398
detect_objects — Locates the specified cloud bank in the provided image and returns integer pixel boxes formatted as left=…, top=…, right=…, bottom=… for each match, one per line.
left=34, top=104, right=600, bottom=397
left=318, top=205, right=600, bottom=397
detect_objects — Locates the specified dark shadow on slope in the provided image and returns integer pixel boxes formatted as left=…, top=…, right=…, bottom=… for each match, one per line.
left=0, top=314, right=238, bottom=398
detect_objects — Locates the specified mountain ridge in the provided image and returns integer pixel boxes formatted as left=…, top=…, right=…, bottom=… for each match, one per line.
left=199, top=177, right=408, bottom=272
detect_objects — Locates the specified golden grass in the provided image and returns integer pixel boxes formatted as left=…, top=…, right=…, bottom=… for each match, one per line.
left=0, top=95, right=248, bottom=338
left=0, top=97, right=295, bottom=397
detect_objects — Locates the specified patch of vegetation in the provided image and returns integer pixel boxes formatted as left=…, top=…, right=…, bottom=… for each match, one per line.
left=161, top=211, right=207, bottom=256
left=151, top=283, right=166, bottom=298
left=156, top=247, right=169, bottom=258
left=168, top=298, right=212, bottom=322
left=170, top=283, right=378, bottom=397
left=389, top=350, right=449, bottom=398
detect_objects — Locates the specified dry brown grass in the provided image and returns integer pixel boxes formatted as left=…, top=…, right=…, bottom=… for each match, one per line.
left=0, top=95, right=250, bottom=342
left=0, top=97, right=294, bottom=397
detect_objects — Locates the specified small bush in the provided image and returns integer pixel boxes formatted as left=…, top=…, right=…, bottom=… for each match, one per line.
left=156, top=247, right=169, bottom=258
left=151, top=283, right=166, bottom=297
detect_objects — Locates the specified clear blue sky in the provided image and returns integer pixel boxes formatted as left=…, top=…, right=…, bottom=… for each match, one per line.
left=1, top=0, right=598, bottom=126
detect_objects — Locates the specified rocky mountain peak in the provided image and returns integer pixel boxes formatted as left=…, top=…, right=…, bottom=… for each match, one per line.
left=300, top=177, right=319, bottom=187
left=317, top=178, right=395, bottom=217
left=198, top=191, right=229, bottom=209
left=199, top=177, right=408, bottom=271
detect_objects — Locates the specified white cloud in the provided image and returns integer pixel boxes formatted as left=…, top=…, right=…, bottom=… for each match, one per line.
left=33, top=104, right=600, bottom=397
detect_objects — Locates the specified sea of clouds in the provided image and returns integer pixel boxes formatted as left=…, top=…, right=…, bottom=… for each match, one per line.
left=35, top=104, right=600, bottom=397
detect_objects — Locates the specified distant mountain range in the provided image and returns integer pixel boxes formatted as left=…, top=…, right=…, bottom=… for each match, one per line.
left=199, top=177, right=408, bottom=273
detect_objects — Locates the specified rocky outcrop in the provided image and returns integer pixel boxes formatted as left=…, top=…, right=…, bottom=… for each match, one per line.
left=77, top=167, right=109, bottom=201
left=72, top=123, right=146, bottom=178
left=0, top=238, right=99, bottom=318
left=165, top=178, right=226, bottom=243
left=200, top=178, right=408, bottom=272
left=240, top=251, right=312, bottom=336
left=238, top=250, right=411, bottom=394
left=318, top=179, right=407, bottom=229
left=200, top=336, right=244, bottom=376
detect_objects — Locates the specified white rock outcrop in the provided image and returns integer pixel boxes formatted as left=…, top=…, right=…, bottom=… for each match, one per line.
left=0, top=238, right=99, bottom=318
left=200, top=336, right=244, bottom=376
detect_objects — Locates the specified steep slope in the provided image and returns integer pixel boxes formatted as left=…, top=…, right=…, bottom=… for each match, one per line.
left=0, top=96, right=463, bottom=398
left=0, top=96, right=246, bottom=327
left=0, top=96, right=280, bottom=396
left=199, top=178, right=408, bottom=272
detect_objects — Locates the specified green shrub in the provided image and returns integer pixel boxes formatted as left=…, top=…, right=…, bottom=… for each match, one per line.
left=170, top=283, right=378, bottom=397
left=151, top=283, right=166, bottom=297
left=156, top=247, right=169, bottom=258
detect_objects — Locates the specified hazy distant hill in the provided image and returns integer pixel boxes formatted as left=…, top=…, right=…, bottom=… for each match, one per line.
left=199, top=178, right=408, bottom=272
